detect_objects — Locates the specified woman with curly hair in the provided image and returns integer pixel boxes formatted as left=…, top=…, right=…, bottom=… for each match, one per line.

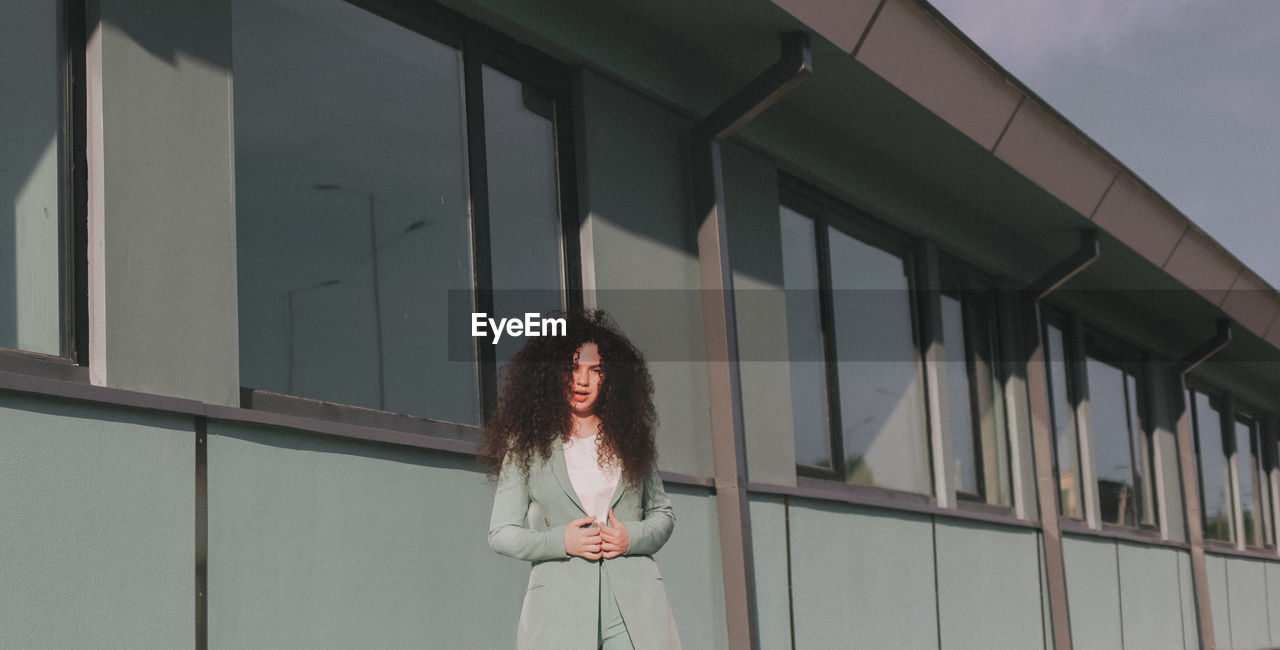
left=482, top=309, right=681, bottom=649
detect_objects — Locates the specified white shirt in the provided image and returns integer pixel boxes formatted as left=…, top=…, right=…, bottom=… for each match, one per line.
left=563, top=433, right=621, bottom=526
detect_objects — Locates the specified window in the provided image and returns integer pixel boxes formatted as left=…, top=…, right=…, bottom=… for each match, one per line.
left=1043, top=321, right=1083, bottom=518
left=780, top=190, right=930, bottom=494
left=1232, top=413, right=1272, bottom=548
left=1189, top=385, right=1276, bottom=549
left=1189, top=388, right=1234, bottom=542
left=779, top=183, right=1012, bottom=504
left=0, top=1, right=84, bottom=361
left=1043, top=315, right=1158, bottom=529
left=233, top=0, right=575, bottom=427
left=938, top=263, right=1010, bottom=506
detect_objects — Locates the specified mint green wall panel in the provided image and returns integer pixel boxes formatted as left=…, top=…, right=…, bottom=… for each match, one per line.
left=1062, top=535, right=1123, bottom=650
left=1268, top=563, right=1280, bottom=647
left=578, top=70, right=713, bottom=479
left=1206, top=554, right=1231, bottom=649
left=789, top=501, right=937, bottom=649
left=1179, top=552, right=1198, bottom=650
left=1226, top=557, right=1270, bottom=649
left=1116, top=542, right=1186, bottom=650
left=934, top=520, right=1043, bottom=650
left=661, top=487, right=729, bottom=649
left=0, top=394, right=193, bottom=648
left=206, top=422, right=527, bottom=648
left=749, top=495, right=793, bottom=649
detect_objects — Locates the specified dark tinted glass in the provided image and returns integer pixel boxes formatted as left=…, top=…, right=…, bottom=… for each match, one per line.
left=828, top=227, right=928, bottom=493
left=234, top=0, right=479, bottom=423
left=1192, top=391, right=1233, bottom=542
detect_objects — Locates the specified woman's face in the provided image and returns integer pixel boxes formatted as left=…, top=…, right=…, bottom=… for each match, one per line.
left=569, top=343, right=604, bottom=417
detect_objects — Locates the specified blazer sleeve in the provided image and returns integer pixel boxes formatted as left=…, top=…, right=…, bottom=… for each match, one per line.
left=622, top=464, right=675, bottom=557
left=488, top=458, right=570, bottom=562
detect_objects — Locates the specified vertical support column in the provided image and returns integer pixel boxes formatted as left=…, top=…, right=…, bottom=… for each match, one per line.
left=1022, top=298, right=1074, bottom=650
left=691, top=33, right=811, bottom=650
left=1021, top=229, right=1099, bottom=650
left=1175, top=318, right=1231, bottom=650
left=695, top=139, right=760, bottom=650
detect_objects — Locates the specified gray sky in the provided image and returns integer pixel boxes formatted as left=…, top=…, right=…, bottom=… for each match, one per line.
left=929, top=0, right=1280, bottom=288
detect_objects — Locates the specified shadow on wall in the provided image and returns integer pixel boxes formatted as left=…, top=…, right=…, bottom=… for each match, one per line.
left=97, top=0, right=232, bottom=71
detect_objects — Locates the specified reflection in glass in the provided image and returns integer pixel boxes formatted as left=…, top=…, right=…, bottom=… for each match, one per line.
left=483, top=65, right=564, bottom=372
left=828, top=227, right=928, bottom=493
left=779, top=207, right=831, bottom=469
left=1086, top=357, right=1140, bottom=526
left=941, top=294, right=978, bottom=496
left=942, top=289, right=1009, bottom=505
left=1192, top=391, right=1233, bottom=542
left=1235, top=417, right=1263, bottom=547
left=0, top=2, right=62, bottom=355
left=1045, top=324, right=1082, bottom=518
left=233, top=0, right=479, bottom=424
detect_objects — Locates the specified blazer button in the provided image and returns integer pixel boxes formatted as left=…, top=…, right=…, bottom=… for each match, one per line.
left=544, top=517, right=551, bottom=527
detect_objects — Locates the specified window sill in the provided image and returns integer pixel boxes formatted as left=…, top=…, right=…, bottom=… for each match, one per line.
left=1059, top=517, right=1188, bottom=550
left=0, top=348, right=87, bottom=382
left=1203, top=539, right=1280, bottom=561
left=748, top=477, right=1038, bottom=531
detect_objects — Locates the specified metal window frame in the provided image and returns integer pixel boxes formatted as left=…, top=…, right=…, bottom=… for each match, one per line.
left=1076, top=326, right=1161, bottom=532
left=779, top=178, right=931, bottom=494
left=1225, top=402, right=1275, bottom=551
left=1187, top=381, right=1237, bottom=544
left=240, top=0, right=583, bottom=426
left=936, top=254, right=1015, bottom=508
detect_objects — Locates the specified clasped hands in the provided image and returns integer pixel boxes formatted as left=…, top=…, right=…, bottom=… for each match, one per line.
left=564, top=510, right=629, bottom=560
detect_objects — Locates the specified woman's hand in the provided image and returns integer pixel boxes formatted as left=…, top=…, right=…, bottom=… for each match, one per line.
left=600, top=510, right=630, bottom=558
left=564, top=516, right=603, bottom=559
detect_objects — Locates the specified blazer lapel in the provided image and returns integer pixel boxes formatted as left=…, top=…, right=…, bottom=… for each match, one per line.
left=550, top=438, right=587, bottom=515
left=607, top=472, right=626, bottom=511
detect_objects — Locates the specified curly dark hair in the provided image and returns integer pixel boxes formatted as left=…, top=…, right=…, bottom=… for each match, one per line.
left=478, top=309, right=657, bottom=488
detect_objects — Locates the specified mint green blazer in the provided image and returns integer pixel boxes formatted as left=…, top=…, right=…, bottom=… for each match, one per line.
left=489, top=439, right=681, bottom=649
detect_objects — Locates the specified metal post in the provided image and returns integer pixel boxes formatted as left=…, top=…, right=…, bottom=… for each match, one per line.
left=1022, top=229, right=1099, bottom=650
left=692, top=32, right=811, bottom=650
left=1175, top=318, right=1232, bottom=649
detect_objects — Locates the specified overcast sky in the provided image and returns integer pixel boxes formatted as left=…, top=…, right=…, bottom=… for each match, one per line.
left=929, top=0, right=1280, bottom=289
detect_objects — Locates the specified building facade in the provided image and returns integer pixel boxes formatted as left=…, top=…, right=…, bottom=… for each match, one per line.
left=4, top=0, right=1280, bottom=647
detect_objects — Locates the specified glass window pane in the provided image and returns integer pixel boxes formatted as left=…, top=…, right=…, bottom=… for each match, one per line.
left=483, top=65, right=564, bottom=369
left=233, top=0, right=479, bottom=424
left=0, top=1, right=62, bottom=355
left=1193, top=391, right=1233, bottom=542
left=1236, top=417, right=1260, bottom=547
left=964, top=291, right=1010, bottom=506
left=780, top=207, right=831, bottom=469
left=1086, top=357, right=1137, bottom=526
left=1046, top=324, right=1082, bottom=518
left=828, top=227, right=928, bottom=493
left=941, top=293, right=979, bottom=497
